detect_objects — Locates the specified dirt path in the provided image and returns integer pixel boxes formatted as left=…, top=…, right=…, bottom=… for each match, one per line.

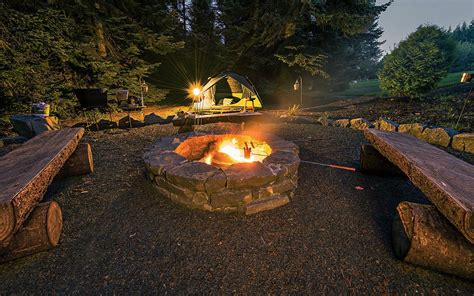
left=0, top=123, right=472, bottom=294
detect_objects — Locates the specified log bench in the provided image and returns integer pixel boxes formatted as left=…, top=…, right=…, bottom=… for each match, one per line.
left=0, top=128, right=93, bottom=262
left=362, top=129, right=474, bottom=279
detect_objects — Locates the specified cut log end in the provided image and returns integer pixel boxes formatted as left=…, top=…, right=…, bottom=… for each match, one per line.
left=465, top=214, right=474, bottom=243
left=0, top=203, right=15, bottom=243
left=58, top=143, right=94, bottom=178
left=0, top=201, right=63, bottom=263
left=392, top=201, right=474, bottom=280
left=46, top=201, right=62, bottom=247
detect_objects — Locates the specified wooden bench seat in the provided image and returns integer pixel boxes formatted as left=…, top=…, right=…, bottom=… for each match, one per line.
left=364, top=129, right=474, bottom=244
left=0, top=128, right=84, bottom=244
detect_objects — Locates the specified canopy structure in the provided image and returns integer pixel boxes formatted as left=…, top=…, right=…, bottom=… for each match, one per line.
left=191, top=71, right=263, bottom=113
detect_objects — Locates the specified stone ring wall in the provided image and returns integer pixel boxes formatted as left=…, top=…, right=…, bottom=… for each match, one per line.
left=143, top=131, right=300, bottom=214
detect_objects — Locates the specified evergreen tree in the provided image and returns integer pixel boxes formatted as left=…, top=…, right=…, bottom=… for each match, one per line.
left=379, top=25, right=456, bottom=98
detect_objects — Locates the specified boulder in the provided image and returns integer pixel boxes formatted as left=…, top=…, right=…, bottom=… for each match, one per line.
left=398, top=123, right=426, bottom=139
left=333, top=119, right=351, bottom=128
left=317, top=117, right=335, bottom=126
left=118, top=115, right=143, bottom=128
left=10, top=115, right=60, bottom=138
left=451, top=133, right=474, bottom=153
left=144, top=113, right=174, bottom=125
left=350, top=118, right=374, bottom=130
left=0, top=136, right=28, bottom=148
left=421, top=127, right=459, bottom=147
left=375, top=118, right=399, bottom=132
left=96, top=119, right=117, bottom=130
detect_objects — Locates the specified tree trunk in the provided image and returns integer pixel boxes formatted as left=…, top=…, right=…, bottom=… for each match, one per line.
left=392, top=201, right=474, bottom=280
left=95, top=21, right=107, bottom=58
left=57, top=143, right=94, bottom=178
left=0, top=201, right=63, bottom=263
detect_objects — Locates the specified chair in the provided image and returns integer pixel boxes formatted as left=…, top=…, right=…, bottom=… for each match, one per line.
left=116, top=89, right=145, bottom=128
left=73, top=88, right=112, bottom=130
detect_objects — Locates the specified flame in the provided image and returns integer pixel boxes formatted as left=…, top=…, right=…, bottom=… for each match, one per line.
left=219, top=138, right=255, bottom=163
left=200, top=135, right=272, bottom=167
left=204, top=154, right=212, bottom=165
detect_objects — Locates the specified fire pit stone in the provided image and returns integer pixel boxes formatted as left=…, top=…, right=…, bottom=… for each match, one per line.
left=143, top=131, right=300, bottom=214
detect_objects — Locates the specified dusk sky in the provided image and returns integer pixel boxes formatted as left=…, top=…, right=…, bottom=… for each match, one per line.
left=376, top=0, right=474, bottom=53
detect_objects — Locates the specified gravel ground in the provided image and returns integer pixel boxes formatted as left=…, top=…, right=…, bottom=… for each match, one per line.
left=0, top=123, right=473, bottom=294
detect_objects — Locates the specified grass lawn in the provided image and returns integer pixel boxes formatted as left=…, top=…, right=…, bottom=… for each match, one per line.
left=338, top=71, right=469, bottom=97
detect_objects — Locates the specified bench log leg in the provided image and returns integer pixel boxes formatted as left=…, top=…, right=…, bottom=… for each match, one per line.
left=0, top=201, right=62, bottom=263
left=392, top=201, right=474, bottom=280
left=57, top=143, right=94, bottom=178
left=360, top=144, right=401, bottom=175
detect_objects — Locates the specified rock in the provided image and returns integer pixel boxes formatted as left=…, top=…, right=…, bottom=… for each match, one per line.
left=421, top=127, right=459, bottom=147
left=210, top=189, right=252, bottom=210
left=205, top=170, right=227, bottom=194
left=144, top=113, right=173, bottom=125
left=143, top=151, right=187, bottom=176
left=225, top=162, right=276, bottom=189
left=350, top=118, right=374, bottom=130
left=375, top=118, right=399, bottom=132
left=398, top=123, right=426, bottom=139
left=451, top=133, right=474, bottom=153
left=155, top=176, right=208, bottom=208
left=245, top=194, right=289, bottom=215
left=263, top=151, right=300, bottom=178
left=317, top=117, right=335, bottom=126
left=96, top=119, right=118, bottom=130
left=333, top=119, right=351, bottom=128
left=167, top=162, right=221, bottom=191
left=118, top=115, right=143, bottom=128
left=254, top=178, right=297, bottom=199
left=10, top=115, right=59, bottom=138
left=0, top=140, right=3, bottom=148
left=4, top=136, right=28, bottom=145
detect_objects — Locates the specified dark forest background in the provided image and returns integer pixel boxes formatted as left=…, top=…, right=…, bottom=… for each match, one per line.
left=1, top=0, right=472, bottom=115
left=0, top=0, right=391, bottom=113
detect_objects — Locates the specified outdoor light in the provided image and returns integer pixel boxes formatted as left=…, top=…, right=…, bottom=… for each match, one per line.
left=188, top=82, right=202, bottom=99
left=461, top=72, right=472, bottom=83
left=293, top=76, right=303, bottom=106
left=293, top=79, right=300, bottom=91
left=192, top=88, right=201, bottom=96
left=455, top=72, right=472, bottom=129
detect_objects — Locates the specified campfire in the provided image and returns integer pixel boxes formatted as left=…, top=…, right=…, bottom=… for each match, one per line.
left=143, top=132, right=300, bottom=214
left=200, top=135, right=272, bottom=167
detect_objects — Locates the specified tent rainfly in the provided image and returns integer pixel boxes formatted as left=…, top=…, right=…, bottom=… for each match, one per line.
left=191, top=71, right=263, bottom=113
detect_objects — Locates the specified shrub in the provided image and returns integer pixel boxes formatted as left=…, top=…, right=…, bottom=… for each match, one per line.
left=379, top=25, right=455, bottom=98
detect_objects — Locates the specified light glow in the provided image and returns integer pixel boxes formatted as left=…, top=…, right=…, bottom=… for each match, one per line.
left=192, top=88, right=201, bottom=96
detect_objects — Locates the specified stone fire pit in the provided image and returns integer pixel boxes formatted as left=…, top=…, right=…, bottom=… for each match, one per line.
left=143, top=131, right=300, bottom=214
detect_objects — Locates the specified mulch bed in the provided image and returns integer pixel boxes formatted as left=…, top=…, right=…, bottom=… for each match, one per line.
left=0, top=123, right=473, bottom=294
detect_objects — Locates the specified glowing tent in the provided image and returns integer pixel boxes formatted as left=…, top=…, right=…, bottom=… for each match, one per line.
left=191, top=71, right=263, bottom=113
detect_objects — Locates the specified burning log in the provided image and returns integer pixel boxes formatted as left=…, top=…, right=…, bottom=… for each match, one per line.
left=0, top=201, right=63, bottom=263
left=392, top=201, right=474, bottom=280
